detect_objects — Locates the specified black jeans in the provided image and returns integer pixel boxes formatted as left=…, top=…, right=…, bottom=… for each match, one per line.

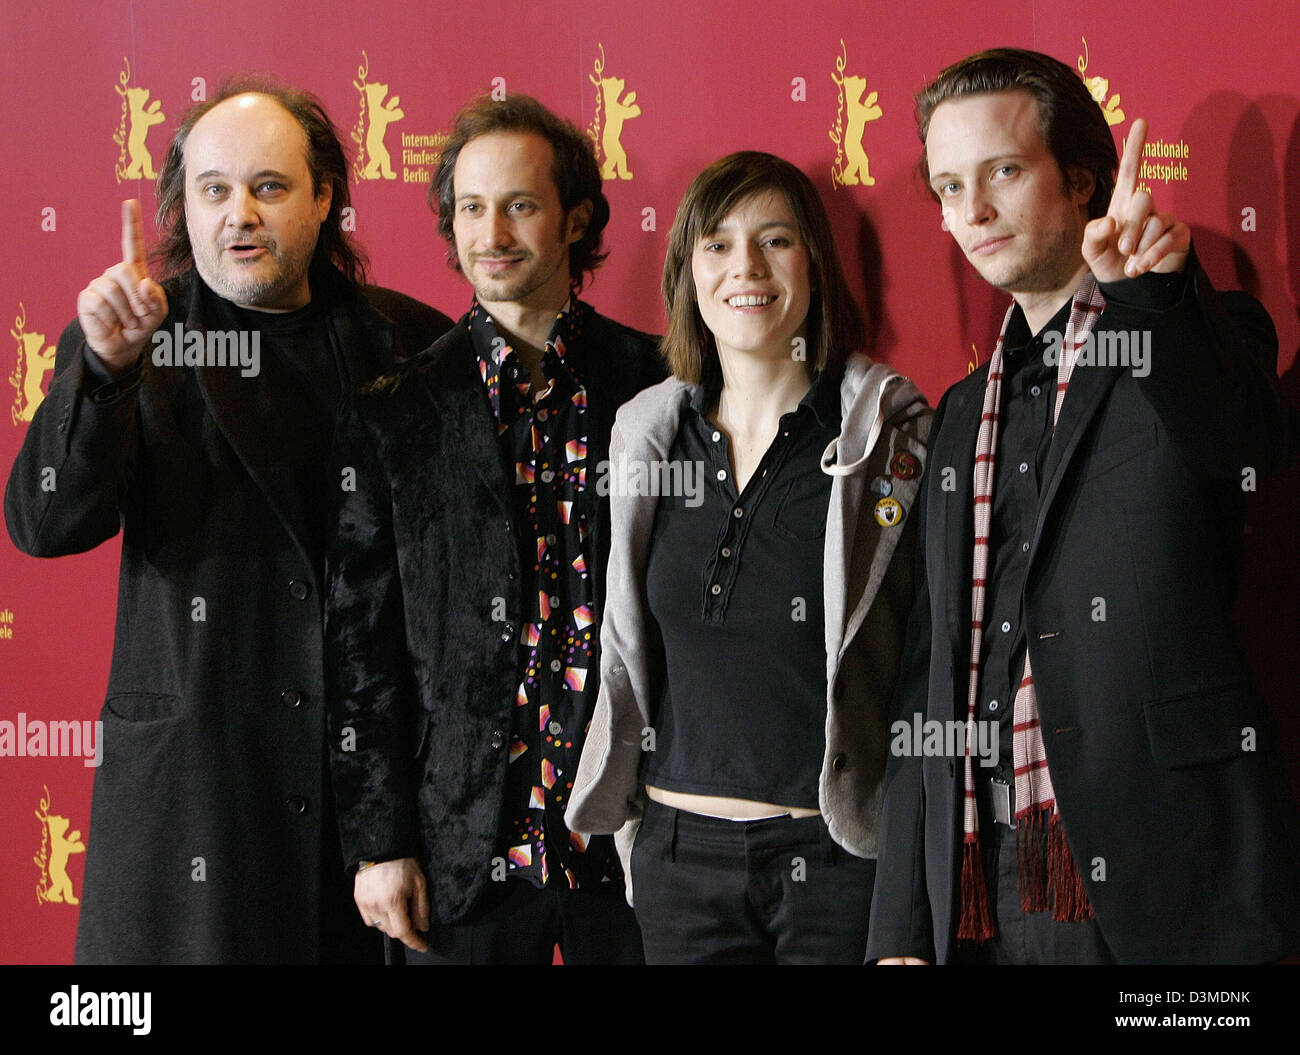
left=403, top=877, right=644, bottom=965
left=630, top=799, right=876, bottom=964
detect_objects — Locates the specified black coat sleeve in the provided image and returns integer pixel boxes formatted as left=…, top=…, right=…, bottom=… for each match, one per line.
left=864, top=389, right=950, bottom=964
left=5, top=318, right=145, bottom=556
left=323, top=393, right=424, bottom=871
left=1103, top=254, right=1297, bottom=482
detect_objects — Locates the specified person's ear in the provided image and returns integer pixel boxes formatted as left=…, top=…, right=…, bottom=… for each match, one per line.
left=565, top=199, right=593, bottom=245
left=1065, top=165, right=1095, bottom=207
left=316, top=181, right=334, bottom=224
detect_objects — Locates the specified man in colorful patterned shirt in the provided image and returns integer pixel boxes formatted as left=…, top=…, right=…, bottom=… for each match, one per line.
left=325, top=94, right=663, bottom=963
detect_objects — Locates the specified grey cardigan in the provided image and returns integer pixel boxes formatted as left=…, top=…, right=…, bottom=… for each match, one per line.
left=566, top=354, right=932, bottom=901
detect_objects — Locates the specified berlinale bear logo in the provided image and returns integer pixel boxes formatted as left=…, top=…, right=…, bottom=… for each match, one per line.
left=113, top=57, right=166, bottom=183
left=34, top=786, right=86, bottom=906
left=351, top=51, right=405, bottom=181
left=829, top=39, right=883, bottom=189
left=587, top=43, right=641, bottom=181
left=9, top=303, right=56, bottom=426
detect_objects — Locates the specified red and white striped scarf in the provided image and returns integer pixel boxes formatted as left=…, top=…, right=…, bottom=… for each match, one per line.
left=958, top=275, right=1105, bottom=941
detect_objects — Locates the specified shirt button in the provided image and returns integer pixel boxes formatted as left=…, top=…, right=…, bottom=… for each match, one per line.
left=710, top=583, right=721, bottom=595
left=281, top=690, right=303, bottom=709
left=1030, top=385, right=1042, bottom=398
left=548, top=721, right=562, bottom=735
left=288, top=580, right=310, bottom=601
left=716, top=469, right=727, bottom=481
left=550, top=659, right=562, bottom=673
left=1019, top=461, right=1029, bottom=474
left=989, top=700, right=1000, bottom=712
left=546, top=533, right=557, bottom=546
left=711, top=431, right=721, bottom=442
left=1021, top=541, right=1030, bottom=553
left=721, top=547, right=731, bottom=558
left=537, top=409, right=549, bottom=422
left=831, top=753, right=847, bottom=772
left=490, top=730, right=505, bottom=750
left=548, top=595, right=560, bottom=609
left=733, top=507, right=744, bottom=519
left=285, top=796, right=308, bottom=815
left=541, top=469, right=555, bottom=483
left=1001, top=621, right=1012, bottom=633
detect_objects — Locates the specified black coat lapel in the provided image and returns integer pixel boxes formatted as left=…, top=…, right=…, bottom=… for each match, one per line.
left=938, top=379, right=981, bottom=657
left=188, top=273, right=394, bottom=584
left=416, top=325, right=513, bottom=521
left=1030, top=355, right=1125, bottom=563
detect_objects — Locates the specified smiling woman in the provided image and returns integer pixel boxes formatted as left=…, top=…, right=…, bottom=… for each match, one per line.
left=567, top=151, right=933, bottom=964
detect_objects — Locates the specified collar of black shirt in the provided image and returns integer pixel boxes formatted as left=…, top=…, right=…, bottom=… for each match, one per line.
left=688, top=362, right=843, bottom=430
left=468, top=296, right=588, bottom=386
left=1003, top=294, right=1072, bottom=365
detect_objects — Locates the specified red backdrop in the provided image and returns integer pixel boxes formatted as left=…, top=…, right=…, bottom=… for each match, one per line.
left=2, top=0, right=1297, bottom=964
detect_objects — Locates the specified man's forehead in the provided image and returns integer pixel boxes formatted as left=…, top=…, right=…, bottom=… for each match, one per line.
left=454, top=131, right=557, bottom=195
left=926, top=89, right=1047, bottom=159
left=184, top=93, right=309, bottom=171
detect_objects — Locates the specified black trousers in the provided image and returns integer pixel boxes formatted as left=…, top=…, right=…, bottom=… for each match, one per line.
left=402, top=877, right=644, bottom=965
left=630, top=799, right=876, bottom=964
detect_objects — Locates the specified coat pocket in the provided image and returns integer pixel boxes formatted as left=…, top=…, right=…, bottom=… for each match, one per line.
left=1142, top=685, right=1248, bottom=768
left=103, top=692, right=183, bottom=723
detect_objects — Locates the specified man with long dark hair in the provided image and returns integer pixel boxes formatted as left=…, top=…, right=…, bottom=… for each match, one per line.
left=5, top=77, right=452, bottom=963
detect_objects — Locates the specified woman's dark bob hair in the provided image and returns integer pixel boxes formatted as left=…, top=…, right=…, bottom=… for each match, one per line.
left=660, top=151, right=864, bottom=385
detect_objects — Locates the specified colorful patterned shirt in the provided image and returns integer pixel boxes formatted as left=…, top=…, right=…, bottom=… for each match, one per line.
left=468, top=298, right=621, bottom=888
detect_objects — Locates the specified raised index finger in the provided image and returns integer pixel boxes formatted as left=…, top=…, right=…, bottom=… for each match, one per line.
left=121, top=198, right=147, bottom=270
left=1109, top=117, right=1148, bottom=217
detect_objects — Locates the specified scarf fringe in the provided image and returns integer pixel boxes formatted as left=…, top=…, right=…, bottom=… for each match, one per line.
left=957, top=836, right=995, bottom=941
left=1049, top=813, right=1095, bottom=921
left=1016, top=806, right=1051, bottom=912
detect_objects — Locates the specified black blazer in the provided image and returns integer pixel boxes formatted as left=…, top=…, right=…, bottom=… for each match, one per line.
left=866, top=264, right=1300, bottom=964
left=324, top=308, right=664, bottom=924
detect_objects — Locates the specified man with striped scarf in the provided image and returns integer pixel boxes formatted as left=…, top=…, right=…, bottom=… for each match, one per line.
left=867, top=48, right=1299, bottom=964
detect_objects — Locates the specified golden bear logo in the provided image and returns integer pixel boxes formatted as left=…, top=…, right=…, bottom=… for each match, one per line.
left=113, top=57, right=166, bottom=183
left=829, top=40, right=883, bottom=188
left=1078, top=37, right=1125, bottom=127
left=34, top=786, right=86, bottom=905
left=587, top=43, right=641, bottom=181
left=351, top=52, right=405, bottom=181
left=10, top=303, right=56, bottom=426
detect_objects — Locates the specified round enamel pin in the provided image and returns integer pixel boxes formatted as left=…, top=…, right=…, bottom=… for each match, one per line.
left=889, top=450, right=919, bottom=480
left=869, top=476, right=893, bottom=498
left=874, top=497, right=903, bottom=527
